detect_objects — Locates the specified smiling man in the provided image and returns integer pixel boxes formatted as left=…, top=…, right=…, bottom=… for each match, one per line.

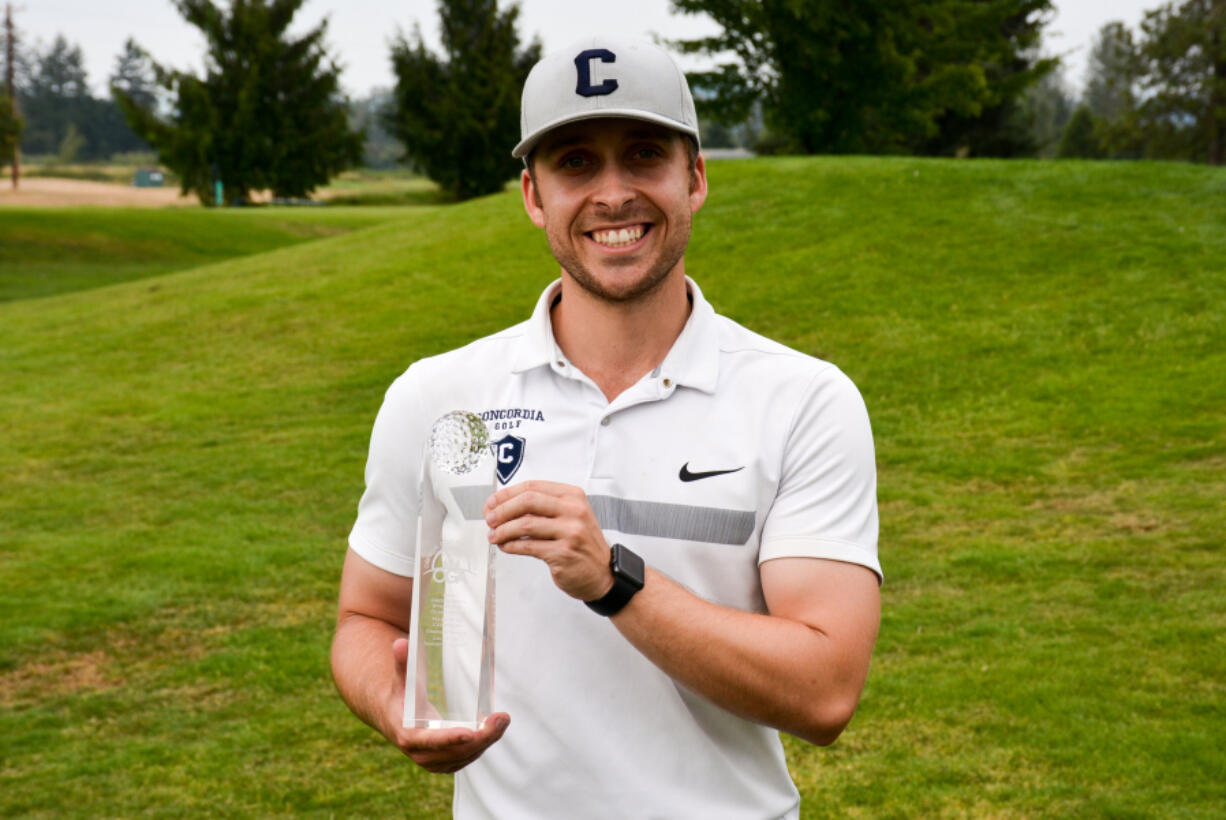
left=332, top=38, right=882, bottom=820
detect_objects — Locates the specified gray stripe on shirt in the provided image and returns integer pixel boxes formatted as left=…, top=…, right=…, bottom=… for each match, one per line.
left=450, top=487, right=754, bottom=546
left=588, top=495, right=755, bottom=546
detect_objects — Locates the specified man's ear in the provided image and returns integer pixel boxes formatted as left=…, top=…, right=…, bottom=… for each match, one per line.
left=522, top=169, right=546, bottom=228
left=689, top=153, right=709, bottom=214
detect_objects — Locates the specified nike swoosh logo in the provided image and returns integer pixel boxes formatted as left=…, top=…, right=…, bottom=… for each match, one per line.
left=679, top=463, right=745, bottom=482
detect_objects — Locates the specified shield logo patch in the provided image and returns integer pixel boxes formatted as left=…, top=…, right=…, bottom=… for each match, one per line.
left=491, top=434, right=526, bottom=484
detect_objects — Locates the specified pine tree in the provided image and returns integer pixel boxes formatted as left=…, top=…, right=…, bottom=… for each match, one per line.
left=670, top=0, right=1055, bottom=156
left=1134, top=0, right=1226, bottom=164
left=1084, top=22, right=1137, bottom=125
left=920, top=0, right=1058, bottom=158
left=385, top=0, right=540, bottom=201
left=1055, top=104, right=1104, bottom=158
left=17, top=34, right=89, bottom=156
left=1023, top=67, right=1073, bottom=157
left=109, top=38, right=157, bottom=114
left=114, top=0, right=363, bottom=204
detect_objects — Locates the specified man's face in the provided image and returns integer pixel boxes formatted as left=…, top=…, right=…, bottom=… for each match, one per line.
left=521, top=118, right=707, bottom=303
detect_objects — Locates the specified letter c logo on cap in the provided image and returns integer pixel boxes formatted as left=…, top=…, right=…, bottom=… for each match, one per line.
left=575, top=49, right=618, bottom=97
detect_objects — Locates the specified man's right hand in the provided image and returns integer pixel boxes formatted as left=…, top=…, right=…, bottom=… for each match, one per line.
left=386, top=637, right=510, bottom=774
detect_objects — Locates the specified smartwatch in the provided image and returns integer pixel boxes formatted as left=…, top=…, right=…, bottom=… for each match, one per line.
left=584, top=543, right=645, bottom=617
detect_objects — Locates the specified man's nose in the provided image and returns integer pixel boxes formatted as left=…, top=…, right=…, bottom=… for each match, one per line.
left=591, top=162, right=636, bottom=211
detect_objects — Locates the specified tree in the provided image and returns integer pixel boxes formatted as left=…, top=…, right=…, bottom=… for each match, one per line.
left=670, top=0, right=1055, bottom=156
left=17, top=34, right=88, bottom=155
left=1022, top=65, right=1073, bottom=156
left=0, top=93, right=20, bottom=166
left=1133, top=0, right=1226, bottom=164
left=1056, top=104, right=1104, bottom=158
left=349, top=88, right=399, bottom=169
left=109, top=38, right=158, bottom=115
left=920, top=0, right=1058, bottom=157
left=385, top=0, right=539, bottom=200
left=1080, top=21, right=1146, bottom=158
left=16, top=34, right=146, bottom=160
left=1084, top=22, right=1138, bottom=124
left=115, top=0, right=363, bottom=204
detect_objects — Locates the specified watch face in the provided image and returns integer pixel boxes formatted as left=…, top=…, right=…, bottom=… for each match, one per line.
left=612, top=544, right=646, bottom=589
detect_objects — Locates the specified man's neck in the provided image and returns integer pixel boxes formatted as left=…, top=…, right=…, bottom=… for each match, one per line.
left=550, top=269, right=692, bottom=403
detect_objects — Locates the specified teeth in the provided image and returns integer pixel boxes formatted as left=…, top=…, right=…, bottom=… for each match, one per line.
left=592, top=225, right=645, bottom=247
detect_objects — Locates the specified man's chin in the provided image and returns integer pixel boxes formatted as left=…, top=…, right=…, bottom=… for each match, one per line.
left=563, top=262, right=674, bottom=304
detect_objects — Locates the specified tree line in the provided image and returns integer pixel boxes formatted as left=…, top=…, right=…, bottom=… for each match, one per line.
left=3, top=34, right=152, bottom=162
left=1056, top=1, right=1225, bottom=164
left=2, top=0, right=1222, bottom=206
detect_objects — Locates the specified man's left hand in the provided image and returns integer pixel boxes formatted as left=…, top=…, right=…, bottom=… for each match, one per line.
left=484, top=481, right=613, bottom=602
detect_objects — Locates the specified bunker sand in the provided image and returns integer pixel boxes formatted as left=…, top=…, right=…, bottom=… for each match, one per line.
left=0, top=176, right=198, bottom=207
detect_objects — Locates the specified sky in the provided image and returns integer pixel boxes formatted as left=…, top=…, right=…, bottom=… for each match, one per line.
left=13, top=0, right=1158, bottom=99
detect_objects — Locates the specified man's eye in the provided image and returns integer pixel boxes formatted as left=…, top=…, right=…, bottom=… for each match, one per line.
left=561, top=155, right=588, bottom=169
left=635, top=148, right=661, bottom=160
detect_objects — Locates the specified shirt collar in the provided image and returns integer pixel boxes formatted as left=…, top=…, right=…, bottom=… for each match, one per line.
left=511, top=279, right=566, bottom=374
left=511, top=276, right=721, bottom=395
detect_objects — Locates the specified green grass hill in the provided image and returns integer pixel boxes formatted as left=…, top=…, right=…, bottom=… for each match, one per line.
left=1, top=157, right=1223, bottom=817
left=0, top=206, right=412, bottom=302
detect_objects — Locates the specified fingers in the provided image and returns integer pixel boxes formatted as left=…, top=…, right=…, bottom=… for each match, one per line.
left=487, top=514, right=576, bottom=548
left=482, top=480, right=611, bottom=601
left=496, top=537, right=553, bottom=557
left=484, top=486, right=568, bottom=528
left=400, top=713, right=511, bottom=774
left=483, top=480, right=580, bottom=516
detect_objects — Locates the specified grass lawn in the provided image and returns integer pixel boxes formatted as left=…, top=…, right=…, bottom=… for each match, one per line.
left=1, top=157, right=1223, bottom=817
left=319, top=168, right=449, bottom=207
left=0, top=206, right=418, bottom=302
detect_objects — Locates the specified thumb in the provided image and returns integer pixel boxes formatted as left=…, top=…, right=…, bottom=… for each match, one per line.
left=393, top=637, right=408, bottom=681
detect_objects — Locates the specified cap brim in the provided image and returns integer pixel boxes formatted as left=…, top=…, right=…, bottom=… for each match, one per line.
left=512, top=109, right=700, bottom=159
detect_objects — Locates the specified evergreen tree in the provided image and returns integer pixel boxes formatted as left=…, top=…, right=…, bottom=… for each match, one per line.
left=385, top=0, right=540, bottom=201
left=1084, top=22, right=1137, bottom=124
left=17, top=34, right=146, bottom=159
left=1134, top=0, right=1226, bottom=164
left=349, top=88, right=400, bottom=169
left=920, top=0, right=1057, bottom=158
left=670, top=0, right=1055, bottom=156
left=1081, top=22, right=1144, bottom=158
left=17, top=34, right=88, bottom=155
left=115, top=0, right=363, bottom=204
left=1023, top=66, right=1073, bottom=157
left=109, top=38, right=158, bottom=114
left=1055, top=104, right=1105, bottom=158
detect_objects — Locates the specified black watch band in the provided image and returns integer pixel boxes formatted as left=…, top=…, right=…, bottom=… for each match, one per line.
left=585, top=543, right=645, bottom=617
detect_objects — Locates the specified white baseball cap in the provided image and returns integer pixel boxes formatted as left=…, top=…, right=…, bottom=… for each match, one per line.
left=512, top=37, right=700, bottom=159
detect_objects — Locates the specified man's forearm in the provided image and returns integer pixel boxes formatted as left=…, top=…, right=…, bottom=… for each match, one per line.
left=330, top=613, right=403, bottom=740
left=610, top=566, right=876, bottom=746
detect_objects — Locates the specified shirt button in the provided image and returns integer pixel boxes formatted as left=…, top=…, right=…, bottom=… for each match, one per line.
left=600, top=417, right=610, bottom=426
left=556, top=360, right=566, bottom=368
left=662, top=378, right=673, bottom=388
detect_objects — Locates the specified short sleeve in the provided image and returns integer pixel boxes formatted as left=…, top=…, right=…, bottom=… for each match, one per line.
left=758, top=366, right=881, bottom=583
left=348, top=369, right=428, bottom=577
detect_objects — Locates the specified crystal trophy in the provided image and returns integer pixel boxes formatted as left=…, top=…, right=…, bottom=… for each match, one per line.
left=404, top=411, right=497, bottom=730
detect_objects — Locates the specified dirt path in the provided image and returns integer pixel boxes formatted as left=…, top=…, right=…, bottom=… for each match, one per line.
left=0, top=177, right=198, bottom=208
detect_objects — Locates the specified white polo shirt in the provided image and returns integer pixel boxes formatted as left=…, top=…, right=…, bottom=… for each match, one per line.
left=350, top=278, right=880, bottom=820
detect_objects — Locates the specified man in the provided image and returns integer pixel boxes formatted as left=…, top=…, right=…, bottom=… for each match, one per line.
left=332, top=37, right=881, bottom=820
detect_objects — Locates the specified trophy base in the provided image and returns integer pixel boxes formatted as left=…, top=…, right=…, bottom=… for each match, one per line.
left=407, top=717, right=487, bottom=731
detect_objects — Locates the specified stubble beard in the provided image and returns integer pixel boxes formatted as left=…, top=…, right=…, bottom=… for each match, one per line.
left=547, top=211, right=692, bottom=304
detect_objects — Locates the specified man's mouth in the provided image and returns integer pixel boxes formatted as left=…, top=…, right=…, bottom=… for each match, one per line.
left=587, top=223, right=649, bottom=248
